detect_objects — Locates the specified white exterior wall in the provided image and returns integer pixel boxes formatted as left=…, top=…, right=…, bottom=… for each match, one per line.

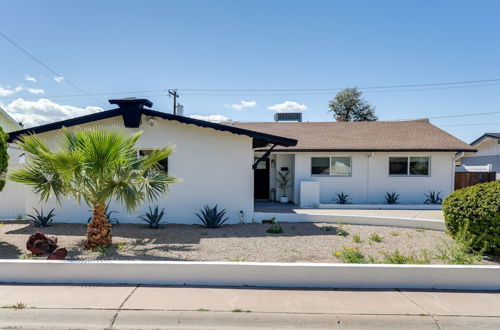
left=294, top=152, right=455, bottom=204
left=0, top=146, right=27, bottom=219
left=4, top=115, right=255, bottom=224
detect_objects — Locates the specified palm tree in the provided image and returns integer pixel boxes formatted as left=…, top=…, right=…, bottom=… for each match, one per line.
left=9, top=127, right=177, bottom=248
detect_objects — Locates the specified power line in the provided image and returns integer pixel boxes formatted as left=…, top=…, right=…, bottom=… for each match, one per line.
left=2, top=81, right=500, bottom=102
left=0, top=32, right=102, bottom=102
left=177, top=78, right=500, bottom=92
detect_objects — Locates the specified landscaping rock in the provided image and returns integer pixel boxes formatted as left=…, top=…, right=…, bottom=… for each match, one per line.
left=26, top=232, right=58, bottom=255
left=47, top=248, right=67, bottom=260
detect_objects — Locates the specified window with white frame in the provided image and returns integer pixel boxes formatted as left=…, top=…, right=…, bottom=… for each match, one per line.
left=311, top=156, right=351, bottom=176
left=389, top=156, right=430, bottom=176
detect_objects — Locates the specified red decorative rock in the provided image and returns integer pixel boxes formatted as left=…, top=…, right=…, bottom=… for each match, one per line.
left=47, top=248, right=67, bottom=260
left=26, top=232, right=58, bottom=255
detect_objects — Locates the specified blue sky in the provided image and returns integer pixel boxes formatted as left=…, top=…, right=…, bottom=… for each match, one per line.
left=1, top=0, right=499, bottom=142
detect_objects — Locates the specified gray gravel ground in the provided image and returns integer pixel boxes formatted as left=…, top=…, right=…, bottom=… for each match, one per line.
left=0, top=221, right=496, bottom=264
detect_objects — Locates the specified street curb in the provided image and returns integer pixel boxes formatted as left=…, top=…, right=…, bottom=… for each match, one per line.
left=1, top=260, right=499, bottom=290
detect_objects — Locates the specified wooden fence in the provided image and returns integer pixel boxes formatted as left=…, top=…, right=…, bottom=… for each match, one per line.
left=454, top=172, right=497, bottom=190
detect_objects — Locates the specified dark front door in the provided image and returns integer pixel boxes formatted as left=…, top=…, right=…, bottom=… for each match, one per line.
left=254, top=158, right=270, bottom=200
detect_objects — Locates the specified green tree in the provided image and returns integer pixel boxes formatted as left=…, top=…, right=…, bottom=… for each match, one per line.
left=0, top=127, right=8, bottom=191
left=9, top=127, right=178, bottom=248
left=328, top=87, right=378, bottom=122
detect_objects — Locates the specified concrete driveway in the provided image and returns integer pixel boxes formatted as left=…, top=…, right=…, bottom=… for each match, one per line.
left=0, top=284, right=499, bottom=329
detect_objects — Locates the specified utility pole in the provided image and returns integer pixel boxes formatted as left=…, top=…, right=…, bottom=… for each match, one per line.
left=168, top=89, right=179, bottom=115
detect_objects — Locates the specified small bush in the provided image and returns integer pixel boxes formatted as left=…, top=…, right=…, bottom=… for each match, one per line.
left=380, top=250, right=432, bottom=264
left=385, top=192, right=400, bottom=204
left=369, top=233, right=383, bottom=243
left=335, top=192, right=352, bottom=204
left=390, top=232, right=400, bottom=237
left=196, top=205, right=229, bottom=228
left=27, top=207, right=55, bottom=227
left=267, top=218, right=283, bottom=234
left=140, top=205, right=166, bottom=229
left=352, top=234, right=362, bottom=243
left=442, top=180, right=499, bottom=253
left=424, top=190, right=442, bottom=204
left=334, top=246, right=367, bottom=263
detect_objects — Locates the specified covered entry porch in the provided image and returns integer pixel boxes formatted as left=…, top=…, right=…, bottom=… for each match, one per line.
left=254, top=153, right=296, bottom=203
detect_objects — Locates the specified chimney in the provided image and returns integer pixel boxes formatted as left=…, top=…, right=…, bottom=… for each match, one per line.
left=109, top=98, right=153, bottom=128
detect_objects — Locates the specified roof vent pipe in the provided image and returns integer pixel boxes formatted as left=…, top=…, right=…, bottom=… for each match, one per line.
left=109, top=98, right=153, bottom=128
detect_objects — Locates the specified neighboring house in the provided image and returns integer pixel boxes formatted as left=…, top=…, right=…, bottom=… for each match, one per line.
left=232, top=119, right=475, bottom=207
left=458, top=133, right=500, bottom=175
left=0, top=106, right=21, bottom=133
left=0, top=98, right=474, bottom=223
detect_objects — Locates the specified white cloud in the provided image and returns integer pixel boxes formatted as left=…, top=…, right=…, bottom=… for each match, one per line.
left=2, top=98, right=103, bottom=128
left=53, top=76, right=65, bottom=83
left=226, top=100, right=257, bottom=111
left=27, top=88, right=45, bottom=94
left=25, top=75, right=37, bottom=83
left=0, top=86, right=23, bottom=97
left=267, top=101, right=307, bottom=113
left=189, top=114, right=230, bottom=123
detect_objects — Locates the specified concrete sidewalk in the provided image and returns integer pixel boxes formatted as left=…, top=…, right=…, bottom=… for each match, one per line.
left=0, top=285, right=499, bottom=329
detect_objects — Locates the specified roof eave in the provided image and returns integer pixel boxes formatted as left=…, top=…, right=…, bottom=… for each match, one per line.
left=255, top=148, right=478, bottom=153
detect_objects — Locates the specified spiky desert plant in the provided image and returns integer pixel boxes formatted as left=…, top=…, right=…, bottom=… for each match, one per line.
left=424, top=190, right=442, bottom=204
left=9, top=127, right=177, bottom=248
left=385, top=192, right=400, bottom=204
left=26, top=207, right=55, bottom=227
left=196, top=205, right=228, bottom=228
left=140, top=205, right=166, bottom=229
left=335, top=192, right=352, bottom=204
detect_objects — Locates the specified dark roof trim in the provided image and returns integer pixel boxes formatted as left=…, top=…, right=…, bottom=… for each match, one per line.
left=255, top=148, right=477, bottom=153
left=7, top=109, right=122, bottom=142
left=470, top=133, right=500, bottom=146
left=141, top=109, right=297, bottom=148
left=7, top=107, right=297, bottom=148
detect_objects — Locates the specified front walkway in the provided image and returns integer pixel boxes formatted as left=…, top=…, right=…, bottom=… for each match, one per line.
left=255, top=202, right=444, bottom=221
left=0, top=284, right=499, bottom=329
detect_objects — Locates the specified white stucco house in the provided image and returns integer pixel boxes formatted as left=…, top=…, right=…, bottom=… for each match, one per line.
left=0, top=98, right=474, bottom=223
left=457, top=133, right=499, bottom=178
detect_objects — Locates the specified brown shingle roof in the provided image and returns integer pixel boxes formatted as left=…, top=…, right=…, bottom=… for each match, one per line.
left=229, top=119, right=476, bottom=152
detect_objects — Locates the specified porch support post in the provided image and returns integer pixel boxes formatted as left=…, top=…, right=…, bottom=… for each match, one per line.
left=252, top=144, right=277, bottom=170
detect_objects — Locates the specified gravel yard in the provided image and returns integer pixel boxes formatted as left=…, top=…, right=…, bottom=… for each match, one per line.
left=0, top=221, right=496, bottom=264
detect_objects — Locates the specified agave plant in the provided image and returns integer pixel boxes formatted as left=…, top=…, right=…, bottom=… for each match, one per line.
left=385, top=192, right=400, bottom=204
left=424, top=191, right=442, bottom=204
left=196, top=205, right=228, bottom=228
left=27, top=207, right=55, bottom=227
left=140, top=205, right=166, bottom=229
left=335, top=192, right=352, bottom=204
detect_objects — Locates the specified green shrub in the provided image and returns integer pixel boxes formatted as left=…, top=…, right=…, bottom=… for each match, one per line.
left=352, top=234, right=362, bottom=243
left=442, top=181, right=500, bottom=253
left=334, top=246, right=367, bottom=263
left=369, top=233, right=383, bottom=243
left=267, top=218, right=283, bottom=234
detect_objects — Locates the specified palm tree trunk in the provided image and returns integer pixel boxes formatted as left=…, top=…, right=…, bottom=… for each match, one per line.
left=86, top=202, right=112, bottom=248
